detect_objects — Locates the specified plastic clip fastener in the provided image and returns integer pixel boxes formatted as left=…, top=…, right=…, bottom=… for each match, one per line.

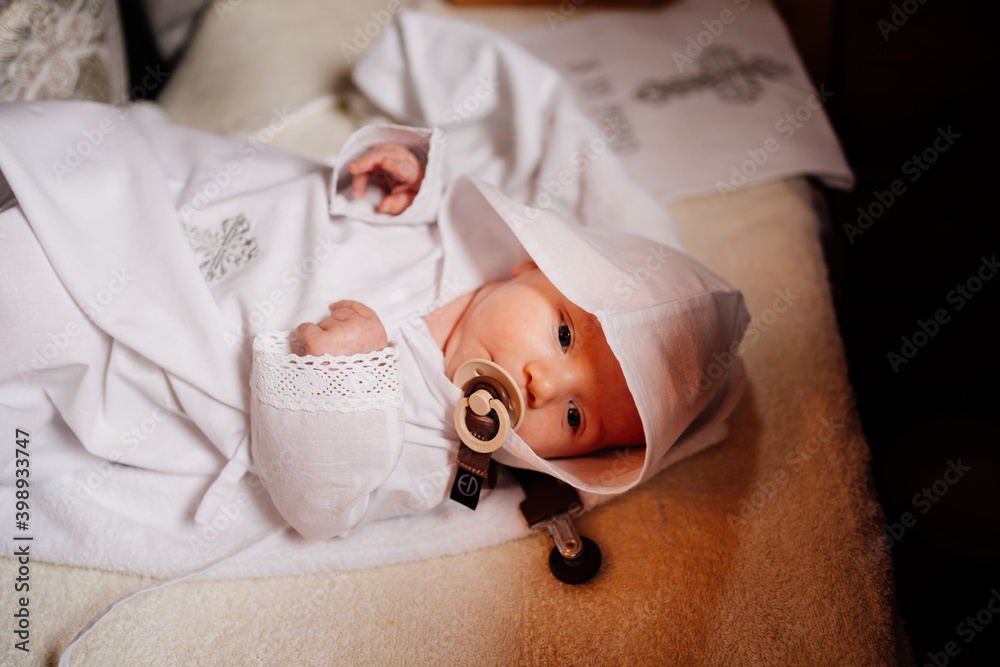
left=541, top=510, right=584, bottom=560
left=509, top=467, right=602, bottom=585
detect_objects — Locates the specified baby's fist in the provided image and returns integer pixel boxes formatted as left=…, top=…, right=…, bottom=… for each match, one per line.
left=347, top=143, right=425, bottom=215
left=295, top=301, right=389, bottom=357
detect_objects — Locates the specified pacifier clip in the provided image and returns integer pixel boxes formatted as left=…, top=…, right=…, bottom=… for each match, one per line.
left=447, top=359, right=602, bottom=583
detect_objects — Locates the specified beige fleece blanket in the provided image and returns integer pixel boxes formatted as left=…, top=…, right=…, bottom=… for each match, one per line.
left=0, top=1, right=911, bottom=664
left=1, top=177, right=910, bottom=665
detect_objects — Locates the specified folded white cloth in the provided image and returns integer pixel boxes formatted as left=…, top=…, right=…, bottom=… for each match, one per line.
left=511, top=0, right=854, bottom=202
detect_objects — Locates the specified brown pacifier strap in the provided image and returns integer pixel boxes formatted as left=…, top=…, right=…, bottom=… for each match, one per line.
left=449, top=378, right=510, bottom=510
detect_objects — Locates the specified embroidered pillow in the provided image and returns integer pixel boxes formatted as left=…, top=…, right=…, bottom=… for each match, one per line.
left=0, top=0, right=128, bottom=103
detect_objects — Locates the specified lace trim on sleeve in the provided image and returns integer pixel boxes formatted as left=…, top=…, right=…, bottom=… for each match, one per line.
left=251, top=331, right=403, bottom=413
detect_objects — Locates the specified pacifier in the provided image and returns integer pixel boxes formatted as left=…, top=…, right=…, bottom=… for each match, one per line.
left=452, top=359, right=525, bottom=454
left=449, top=359, right=524, bottom=510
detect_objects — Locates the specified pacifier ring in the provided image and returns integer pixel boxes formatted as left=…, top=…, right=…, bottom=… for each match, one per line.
left=464, top=407, right=500, bottom=442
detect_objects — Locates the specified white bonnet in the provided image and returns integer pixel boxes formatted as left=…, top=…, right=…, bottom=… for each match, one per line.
left=443, top=177, right=750, bottom=498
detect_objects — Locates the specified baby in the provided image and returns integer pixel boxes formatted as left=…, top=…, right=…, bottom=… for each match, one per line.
left=0, top=98, right=745, bottom=563
left=250, top=141, right=747, bottom=539
left=296, top=143, right=642, bottom=460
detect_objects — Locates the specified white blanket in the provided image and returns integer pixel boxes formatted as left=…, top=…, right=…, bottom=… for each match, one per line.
left=0, top=9, right=848, bottom=580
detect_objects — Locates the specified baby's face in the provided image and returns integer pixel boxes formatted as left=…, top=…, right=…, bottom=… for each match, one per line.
left=443, top=263, right=644, bottom=458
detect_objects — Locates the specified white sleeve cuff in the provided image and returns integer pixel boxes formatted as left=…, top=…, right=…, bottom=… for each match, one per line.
left=328, top=123, right=446, bottom=225
left=249, top=330, right=407, bottom=538
left=251, top=331, right=403, bottom=413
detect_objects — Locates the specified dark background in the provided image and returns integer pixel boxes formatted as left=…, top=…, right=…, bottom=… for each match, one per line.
left=823, top=1, right=999, bottom=665
left=119, top=0, right=999, bottom=663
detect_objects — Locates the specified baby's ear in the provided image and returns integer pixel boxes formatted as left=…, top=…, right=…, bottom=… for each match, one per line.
left=512, top=260, right=538, bottom=277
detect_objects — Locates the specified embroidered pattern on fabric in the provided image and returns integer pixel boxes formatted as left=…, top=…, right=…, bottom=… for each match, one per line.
left=0, top=0, right=126, bottom=103
left=252, top=331, right=403, bottom=413
left=635, top=46, right=791, bottom=106
left=182, top=214, right=260, bottom=282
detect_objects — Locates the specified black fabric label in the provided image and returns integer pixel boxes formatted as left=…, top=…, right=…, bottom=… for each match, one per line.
left=450, top=470, right=484, bottom=510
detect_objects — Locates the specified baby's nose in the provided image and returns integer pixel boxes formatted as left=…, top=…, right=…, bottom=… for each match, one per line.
left=524, top=362, right=557, bottom=407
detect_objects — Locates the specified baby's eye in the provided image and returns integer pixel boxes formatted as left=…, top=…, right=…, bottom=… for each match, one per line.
left=558, top=319, right=572, bottom=351
left=567, top=401, right=581, bottom=430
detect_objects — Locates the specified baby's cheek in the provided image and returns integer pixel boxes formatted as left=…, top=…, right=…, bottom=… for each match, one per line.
left=514, top=410, right=566, bottom=458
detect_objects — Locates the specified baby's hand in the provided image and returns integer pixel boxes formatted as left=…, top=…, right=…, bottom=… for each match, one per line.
left=348, top=143, right=425, bottom=215
left=295, top=301, right=389, bottom=357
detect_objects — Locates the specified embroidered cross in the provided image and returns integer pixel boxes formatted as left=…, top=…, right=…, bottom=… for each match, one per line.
left=635, top=46, right=791, bottom=105
left=182, top=214, right=260, bottom=282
